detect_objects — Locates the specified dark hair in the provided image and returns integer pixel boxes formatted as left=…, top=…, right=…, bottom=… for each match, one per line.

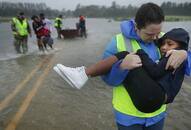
left=31, top=15, right=38, bottom=20
left=19, top=12, right=24, bottom=16
left=40, top=13, right=44, bottom=17
left=135, top=3, right=164, bottom=29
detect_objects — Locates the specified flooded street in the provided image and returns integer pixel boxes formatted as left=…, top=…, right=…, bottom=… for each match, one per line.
left=0, top=18, right=191, bottom=130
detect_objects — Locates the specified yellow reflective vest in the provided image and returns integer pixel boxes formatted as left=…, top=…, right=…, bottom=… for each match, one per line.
left=113, top=33, right=166, bottom=117
left=12, top=18, right=28, bottom=36
left=54, top=18, right=62, bottom=28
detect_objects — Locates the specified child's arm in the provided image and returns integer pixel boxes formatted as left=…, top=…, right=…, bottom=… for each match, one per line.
left=86, top=51, right=129, bottom=77
left=136, top=49, right=171, bottom=79
left=158, top=63, right=185, bottom=104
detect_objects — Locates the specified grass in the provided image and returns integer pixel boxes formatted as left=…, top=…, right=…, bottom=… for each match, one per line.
left=0, top=17, right=12, bottom=23
left=113, top=15, right=191, bottom=22
left=165, top=15, right=191, bottom=21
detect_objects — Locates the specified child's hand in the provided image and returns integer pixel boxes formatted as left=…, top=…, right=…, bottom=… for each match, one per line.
left=120, top=52, right=142, bottom=70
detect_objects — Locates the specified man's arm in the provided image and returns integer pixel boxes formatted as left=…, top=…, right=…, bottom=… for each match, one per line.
left=102, top=37, right=129, bottom=86
left=11, top=19, right=17, bottom=33
left=27, top=21, right=31, bottom=36
left=32, top=22, right=37, bottom=33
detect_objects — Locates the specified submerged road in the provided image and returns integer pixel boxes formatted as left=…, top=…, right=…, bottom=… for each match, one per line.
left=0, top=19, right=191, bottom=130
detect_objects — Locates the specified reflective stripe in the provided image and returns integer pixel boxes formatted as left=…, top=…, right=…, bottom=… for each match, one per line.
left=113, top=33, right=166, bottom=117
left=157, top=31, right=165, bottom=58
left=12, top=17, right=17, bottom=24
left=12, top=18, right=18, bottom=35
left=159, top=32, right=165, bottom=38
left=116, top=34, right=141, bottom=52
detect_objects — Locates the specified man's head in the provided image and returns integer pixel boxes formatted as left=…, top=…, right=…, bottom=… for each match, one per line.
left=158, top=28, right=190, bottom=55
left=59, top=15, right=62, bottom=18
left=39, top=13, right=45, bottom=20
left=18, top=12, right=25, bottom=20
left=79, top=15, right=85, bottom=21
left=31, top=15, right=40, bottom=22
left=135, top=3, right=164, bottom=42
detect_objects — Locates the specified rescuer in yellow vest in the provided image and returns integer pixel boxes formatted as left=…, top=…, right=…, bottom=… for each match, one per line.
left=54, top=15, right=63, bottom=39
left=11, top=12, right=31, bottom=54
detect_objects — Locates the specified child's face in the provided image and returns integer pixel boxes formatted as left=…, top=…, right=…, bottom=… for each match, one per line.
left=160, top=39, right=180, bottom=55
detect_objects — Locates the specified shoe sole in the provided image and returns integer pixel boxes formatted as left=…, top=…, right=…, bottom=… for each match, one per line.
left=53, top=66, right=75, bottom=88
left=56, top=64, right=81, bottom=89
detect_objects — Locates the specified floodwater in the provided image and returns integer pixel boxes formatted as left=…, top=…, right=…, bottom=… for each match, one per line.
left=0, top=18, right=191, bottom=130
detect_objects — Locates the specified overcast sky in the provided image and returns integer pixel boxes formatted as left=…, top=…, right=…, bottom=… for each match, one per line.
left=1, top=0, right=191, bottom=10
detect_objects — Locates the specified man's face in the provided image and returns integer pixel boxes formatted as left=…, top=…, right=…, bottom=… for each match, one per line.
left=18, top=15, right=25, bottom=20
left=137, top=23, right=162, bottom=42
left=160, top=39, right=180, bottom=55
left=34, top=17, right=40, bottom=22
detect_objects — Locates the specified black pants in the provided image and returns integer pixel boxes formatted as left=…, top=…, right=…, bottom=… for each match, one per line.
left=56, top=27, right=62, bottom=38
left=124, top=67, right=165, bottom=113
left=80, top=27, right=87, bottom=38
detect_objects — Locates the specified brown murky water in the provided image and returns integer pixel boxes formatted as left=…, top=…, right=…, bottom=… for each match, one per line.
left=0, top=19, right=191, bottom=130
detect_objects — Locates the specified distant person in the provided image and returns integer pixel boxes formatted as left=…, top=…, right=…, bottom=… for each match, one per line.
left=79, top=15, right=87, bottom=38
left=39, top=13, right=54, bottom=49
left=54, top=15, right=63, bottom=39
left=39, top=13, right=53, bottom=33
left=54, top=28, right=190, bottom=113
left=31, top=15, right=52, bottom=52
left=11, top=12, right=31, bottom=54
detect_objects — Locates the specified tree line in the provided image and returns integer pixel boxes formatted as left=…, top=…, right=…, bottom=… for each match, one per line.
left=73, top=1, right=191, bottom=18
left=0, top=2, right=60, bottom=18
left=0, top=1, right=191, bottom=18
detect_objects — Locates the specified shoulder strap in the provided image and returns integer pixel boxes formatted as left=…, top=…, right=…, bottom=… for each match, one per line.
left=116, top=33, right=133, bottom=52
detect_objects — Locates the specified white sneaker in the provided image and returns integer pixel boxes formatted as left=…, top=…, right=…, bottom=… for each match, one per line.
left=56, top=64, right=88, bottom=89
left=53, top=66, right=75, bottom=88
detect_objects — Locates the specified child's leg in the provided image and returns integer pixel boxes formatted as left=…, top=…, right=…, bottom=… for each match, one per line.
left=37, top=38, right=44, bottom=51
left=53, top=51, right=128, bottom=89
left=53, top=56, right=118, bottom=89
left=85, top=55, right=118, bottom=77
left=125, top=67, right=165, bottom=113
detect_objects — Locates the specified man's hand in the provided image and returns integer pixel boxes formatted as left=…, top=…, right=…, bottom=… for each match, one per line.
left=28, top=32, right=32, bottom=37
left=165, top=50, right=187, bottom=70
left=120, top=52, right=142, bottom=70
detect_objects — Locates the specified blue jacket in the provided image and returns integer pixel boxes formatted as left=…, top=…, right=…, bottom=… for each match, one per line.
left=102, top=19, right=191, bottom=127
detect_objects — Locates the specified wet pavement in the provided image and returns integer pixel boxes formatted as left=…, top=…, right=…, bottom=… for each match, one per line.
left=0, top=19, right=191, bottom=130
